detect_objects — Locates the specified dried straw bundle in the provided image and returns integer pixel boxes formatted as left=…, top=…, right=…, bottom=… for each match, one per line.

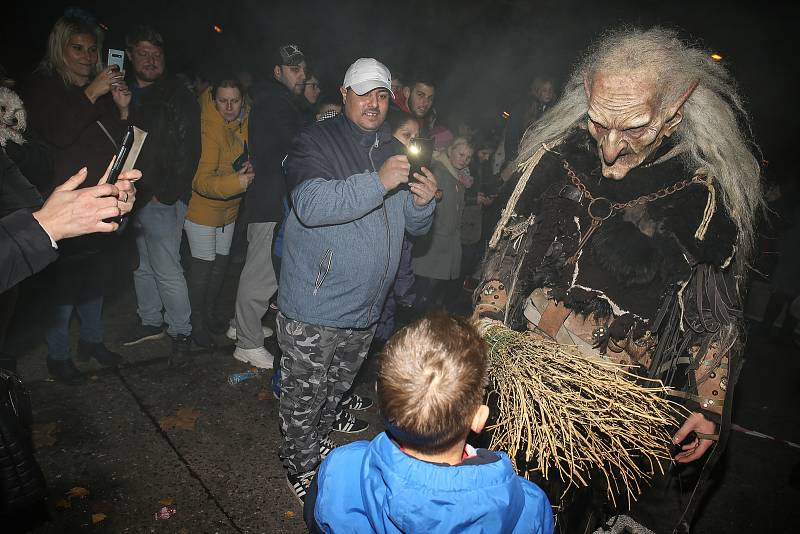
left=481, top=322, right=684, bottom=507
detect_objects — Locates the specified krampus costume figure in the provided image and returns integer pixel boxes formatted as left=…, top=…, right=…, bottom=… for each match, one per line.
left=475, top=28, right=762, bottom=533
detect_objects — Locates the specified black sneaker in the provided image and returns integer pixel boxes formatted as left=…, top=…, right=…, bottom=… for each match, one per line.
left=320, top=436, right=336, bottom=460
left=168, top=334, right=192, bottom=368
left=341, top=393, right=373, bottom=411
left=286, top=470, right=316, bottom=504
left=76, top=340, right=123, bottom=366
left=121, top=322, right=165, bottom=346
left=46, top=357, right=86, bottom=385
left=332, top=410, right=369, bottom=434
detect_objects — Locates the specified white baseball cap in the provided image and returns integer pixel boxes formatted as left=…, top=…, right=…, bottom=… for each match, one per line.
left=342, top=58, right=393, bottom=97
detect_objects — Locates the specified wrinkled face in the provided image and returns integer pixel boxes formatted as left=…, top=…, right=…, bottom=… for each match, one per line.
left=62, top=33, right=98, bottom=84
left=586, top=71, right=680, bottom=180
left=392, top=118, right=420, bottom=148
left=274, top=63, right=307, bottom=95
left=448, top=144, right=473, bottom=171
left=406, top=83, right=435, bottom=119
left=341, top=87, right=390, bottom=131
left=304, top=76, right=320, bottom=104
left=214, top=86, right=243, bottom=122
left=128, top=41, right=165, bottom=84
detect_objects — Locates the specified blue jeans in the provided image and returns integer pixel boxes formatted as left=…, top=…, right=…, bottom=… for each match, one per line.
left=44, top=254, right=107, bottom=361
left=132, top=199, right=191, bottom=337
left=46, top=298, right=104, bottom=361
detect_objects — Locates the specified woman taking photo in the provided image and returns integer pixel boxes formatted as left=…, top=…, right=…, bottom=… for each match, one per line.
left=184, top=77, right=253, bottom=347
left=22, top=14, right=130, bottom=384
left=411, top=136, right=474, bottom=313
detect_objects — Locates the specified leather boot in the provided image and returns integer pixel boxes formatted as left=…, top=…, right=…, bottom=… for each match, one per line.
left=205, top=254, right=231, bottom=335
left=188, top=257, right=215, bottom=348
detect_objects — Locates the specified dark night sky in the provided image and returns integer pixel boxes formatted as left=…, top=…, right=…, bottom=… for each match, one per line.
left=4, top=0, right=797, bottom=177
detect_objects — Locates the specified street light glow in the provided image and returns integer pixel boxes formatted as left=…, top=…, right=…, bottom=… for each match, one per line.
left=711, top=53, right=723, bottom=61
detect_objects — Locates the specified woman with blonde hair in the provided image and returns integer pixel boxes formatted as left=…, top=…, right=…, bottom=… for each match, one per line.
left=411, top=136, right=474, bottom=313
left=21, top=13, right=131, bottom=384
left=184, top=77, right=253, bottom=347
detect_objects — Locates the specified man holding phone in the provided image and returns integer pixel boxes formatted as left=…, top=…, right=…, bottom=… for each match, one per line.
left=276, top=58, right=437, bottom=502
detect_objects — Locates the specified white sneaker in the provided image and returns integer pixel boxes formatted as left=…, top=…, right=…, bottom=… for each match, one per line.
left=233, top=346, right=274, bottom=369
left=226, top=324, right=274, bottom=342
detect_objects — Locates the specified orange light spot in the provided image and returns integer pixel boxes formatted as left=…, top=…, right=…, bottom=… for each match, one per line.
left=213, top=25, right=222, bottom=33
left=710, top=53, right=723, bottom=61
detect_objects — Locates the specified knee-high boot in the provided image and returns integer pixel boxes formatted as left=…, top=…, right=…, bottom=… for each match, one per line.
left=188, top=257, right=215, bottom=348
left=205, top=254, right=231, bottom=335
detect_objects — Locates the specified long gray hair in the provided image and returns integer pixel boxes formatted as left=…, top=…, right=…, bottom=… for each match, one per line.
left=516, top=27, right=762, bottom=263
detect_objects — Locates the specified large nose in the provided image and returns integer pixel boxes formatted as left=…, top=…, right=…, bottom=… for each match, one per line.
left=366, top=92, right=379, bottom=107
left=601, top=130, right=626, bottom=165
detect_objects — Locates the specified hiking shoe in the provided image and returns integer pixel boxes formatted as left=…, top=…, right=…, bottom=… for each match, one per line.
left=168, top=334, right=193, bottom=368
left=121, top=322, right=165, bottom=346
left=341, top=393, right=373, bottom=411
left=75, top=340, right=123, bottom=367
left=332, top=410, right=369, bottom=434
left=233, top=345, right=273, bottom=369
left=46, top=357, right=86, bottom=385
left=225, top=324, right=274, bottom=342
left=320, top=436, right=336, bottom=460
left=286, top=470, right=316, bottom=504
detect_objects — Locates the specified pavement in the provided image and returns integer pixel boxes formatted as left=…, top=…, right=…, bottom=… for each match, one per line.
left=4, top=255, right=800, bottom=533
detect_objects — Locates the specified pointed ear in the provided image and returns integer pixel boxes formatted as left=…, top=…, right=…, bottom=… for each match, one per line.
left=470, top=404, right=490, bottom=434
left=583, top=75, right=592, bottom=101
left=664, top=79, right=699, bottom=135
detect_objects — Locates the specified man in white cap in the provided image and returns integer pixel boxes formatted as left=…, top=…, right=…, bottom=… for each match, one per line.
left=276, top=58, right=438, bottom=503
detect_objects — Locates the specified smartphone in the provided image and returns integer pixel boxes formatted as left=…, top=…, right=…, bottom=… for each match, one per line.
left=107, top=48, right=125, bottom=71
left=407, top=137, right=433, bottom=181
left=232, top=141, right=249, bottom=172
left=107, top=126, right=135, bottom=185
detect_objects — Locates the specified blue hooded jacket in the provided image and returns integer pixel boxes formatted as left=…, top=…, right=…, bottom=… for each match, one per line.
left=278, top=114, right=435, bottom=328
left=308, top=432, right=554, bottom=534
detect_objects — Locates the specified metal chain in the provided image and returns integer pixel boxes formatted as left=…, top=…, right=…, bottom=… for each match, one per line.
left=562, top=159, right=704, bottom=216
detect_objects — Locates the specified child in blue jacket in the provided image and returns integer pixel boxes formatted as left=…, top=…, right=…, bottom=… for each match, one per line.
left=304, top=313, right=554, bottom=533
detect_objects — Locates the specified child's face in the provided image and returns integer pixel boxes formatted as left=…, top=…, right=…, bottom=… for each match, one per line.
left=393, top=119, right=420, bottom=148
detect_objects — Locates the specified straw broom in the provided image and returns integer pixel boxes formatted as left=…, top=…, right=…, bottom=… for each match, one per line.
left=481, top=321, right=685, bottom=508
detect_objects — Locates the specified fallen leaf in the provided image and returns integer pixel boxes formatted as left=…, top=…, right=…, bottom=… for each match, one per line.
left=159, top=497, right=175, bottom=506
left=31, top=422, right=60, bottom=449
left=67, top=486, right=89, bottom=498
left=91, top=513, right=107, bottom=524
left=55, top=499, right=71, bottom=510
left=257, top=388, right=271, bottom=401
left=160, top=407, right=202, bottom=431
left=285, top=510, right=296, bottom=519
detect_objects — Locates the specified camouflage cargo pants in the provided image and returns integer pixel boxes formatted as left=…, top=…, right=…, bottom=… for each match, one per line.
left=276, top=312, right=375, bottom=475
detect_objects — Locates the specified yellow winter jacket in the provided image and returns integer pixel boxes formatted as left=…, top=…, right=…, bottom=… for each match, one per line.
left=185, top=88, right=249, bottom=227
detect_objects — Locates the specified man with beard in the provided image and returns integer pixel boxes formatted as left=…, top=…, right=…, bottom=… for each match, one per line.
left=121, top=26, right=201, bottom=367
left=475, top=27, right=762, bottom=533
left=398, top=75, right=436, bottom=135
left=226, top=44, right=309, bottom=370
left=276, top=58, right=438, bottom=503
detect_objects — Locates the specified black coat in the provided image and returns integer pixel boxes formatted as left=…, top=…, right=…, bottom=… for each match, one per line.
left=128, top=75, right=201, bottom=205
left=244, top=80, right=309, bottom=224
left=19, top=71, right=125, bottom=195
